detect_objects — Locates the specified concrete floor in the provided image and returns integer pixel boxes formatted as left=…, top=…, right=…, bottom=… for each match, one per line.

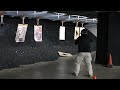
left=0, top=55, right=120, bottom=79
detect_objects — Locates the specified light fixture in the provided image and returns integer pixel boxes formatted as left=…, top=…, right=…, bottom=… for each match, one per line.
left=71, top=15, right=88, bottom=19
left=31, top=11, right=48, bottom=15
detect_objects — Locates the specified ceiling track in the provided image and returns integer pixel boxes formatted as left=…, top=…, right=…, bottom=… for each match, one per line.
left=2, top=11, right=98, bottom=24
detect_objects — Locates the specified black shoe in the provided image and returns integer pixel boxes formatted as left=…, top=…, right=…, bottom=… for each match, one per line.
left=72, top=72, right=78, bottom=76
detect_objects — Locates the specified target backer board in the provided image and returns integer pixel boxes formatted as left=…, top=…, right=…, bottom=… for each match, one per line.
left=59, top=26, right=65, bottom=40
left=15, top=24, right=28, bottom=42
left=34, top=25, right=42, bottom=42
left=74, top=27, right=80, bottom=40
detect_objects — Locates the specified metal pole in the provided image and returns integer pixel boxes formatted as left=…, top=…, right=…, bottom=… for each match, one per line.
left=58, top=13, right=60, bottom=19
left=34, top=11, right=36, bottom=17
left=61, top=21, right=64, bottom=26
left=37, top=18, right=40, bottom=25
left=22, top=16, right=25, bottom=24
left=1, top=15, right=4, bottom=24
left=17, top=11, right=19, bottom=15
left=76, top=22, right=78, bottom=27
left=77, top=16, right=80, bottom=21
left=82, top=23, right=84, bottom=27
left=68, top=15, right=70, bottom=19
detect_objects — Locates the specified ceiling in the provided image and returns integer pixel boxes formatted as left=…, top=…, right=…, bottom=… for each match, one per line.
left=0, top=11, right=98, bottom=24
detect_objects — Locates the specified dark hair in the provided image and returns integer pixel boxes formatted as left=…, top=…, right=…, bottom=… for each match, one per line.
left=81, top=28, right=88, bottom=34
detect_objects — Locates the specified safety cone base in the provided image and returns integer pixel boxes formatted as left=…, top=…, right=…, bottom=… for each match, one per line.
left=107, top=64, right=113, bottom=68
left=107, top=53, right=113, bottom=68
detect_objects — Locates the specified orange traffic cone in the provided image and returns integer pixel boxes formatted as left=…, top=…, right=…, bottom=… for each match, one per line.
left=107, top=53, right=113, bottom=68
left=93, top=75, right=97, bottom=79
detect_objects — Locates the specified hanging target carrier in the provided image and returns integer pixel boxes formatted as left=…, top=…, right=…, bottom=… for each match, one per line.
left=0, top=15, right=4, bottom=26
